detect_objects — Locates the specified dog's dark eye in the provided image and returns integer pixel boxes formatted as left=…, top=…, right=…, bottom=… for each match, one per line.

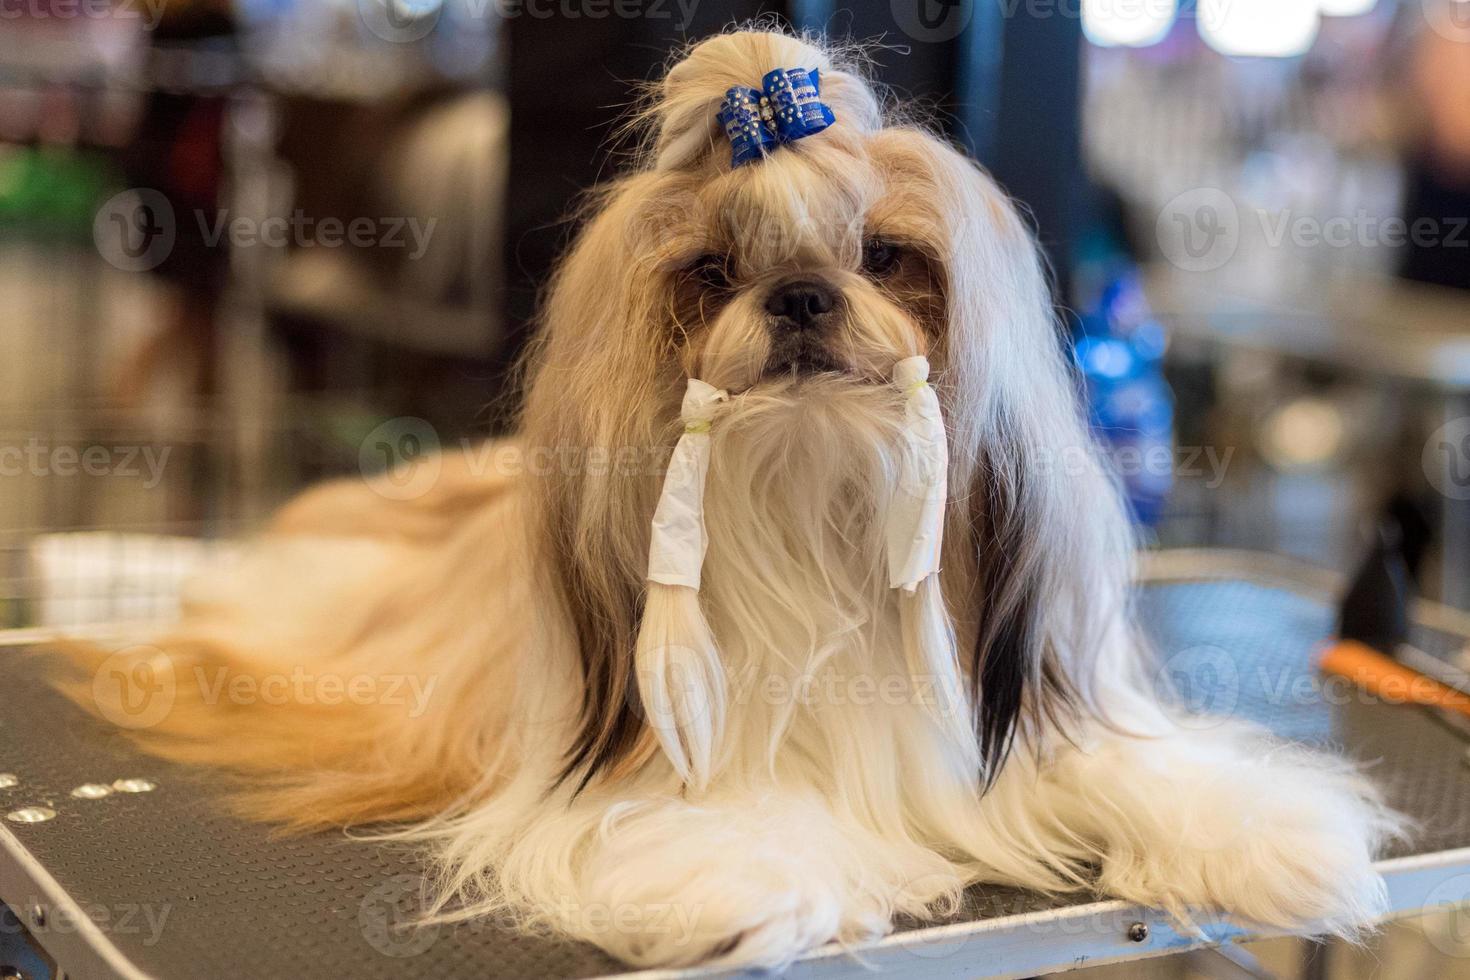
left=861, top=239, right=902, bottom=278
left=689, top=253, right=733, bottom=292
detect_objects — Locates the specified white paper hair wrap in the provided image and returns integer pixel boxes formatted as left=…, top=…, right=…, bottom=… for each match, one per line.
left=647, top=379, right=728, bottom=588
left=887, top=356, right=948, bottom=591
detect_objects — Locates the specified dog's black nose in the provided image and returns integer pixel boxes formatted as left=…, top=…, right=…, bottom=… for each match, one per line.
left=764, top=279, right=836, bottom=331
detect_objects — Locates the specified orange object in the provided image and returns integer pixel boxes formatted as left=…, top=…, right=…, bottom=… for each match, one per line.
left=1319, top=640, right=1470, bottom=719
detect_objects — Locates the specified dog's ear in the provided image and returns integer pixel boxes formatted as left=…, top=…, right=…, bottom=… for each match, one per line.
left=518, top=180, right=673, bottom=793
left=925, top=140, right=1135, bottom=784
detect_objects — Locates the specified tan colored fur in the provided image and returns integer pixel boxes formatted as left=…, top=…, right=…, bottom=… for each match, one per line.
left=57, top=445, right=524, bottom=830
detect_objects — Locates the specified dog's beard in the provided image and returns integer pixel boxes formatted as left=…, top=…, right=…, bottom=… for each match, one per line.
left=694, top=376, right=969, bottom=773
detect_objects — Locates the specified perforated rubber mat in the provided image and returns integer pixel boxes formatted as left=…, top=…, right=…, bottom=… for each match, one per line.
left=3, top=571, right=1470, bottom=979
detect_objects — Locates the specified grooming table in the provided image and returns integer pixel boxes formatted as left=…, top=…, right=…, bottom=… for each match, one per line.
left=3, top=549, right=1470, bottom=980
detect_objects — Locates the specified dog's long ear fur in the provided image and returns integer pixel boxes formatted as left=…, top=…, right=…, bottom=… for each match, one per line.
left=926, top=142, right=1136, bottom=783
left=518, top=179, right=675, bottom=791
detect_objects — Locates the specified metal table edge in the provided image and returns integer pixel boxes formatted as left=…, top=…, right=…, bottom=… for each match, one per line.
left=601, top=852, right=1470, bottom=980
left=0, top=822, right=157, bottom=980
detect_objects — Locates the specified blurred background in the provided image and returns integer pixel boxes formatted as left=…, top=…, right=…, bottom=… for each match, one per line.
left=2, top=0, right=1470, bottom=975
left=5, top=0, right=1470, bottom=600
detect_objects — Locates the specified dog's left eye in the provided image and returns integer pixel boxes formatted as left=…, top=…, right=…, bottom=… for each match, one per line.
left=861, top=239, right=902, bottom=278
left=688, top=253, right=733, bottom=292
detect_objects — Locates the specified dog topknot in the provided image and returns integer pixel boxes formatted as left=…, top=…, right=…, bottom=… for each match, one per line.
left=648, top=30, right=883, bottom=172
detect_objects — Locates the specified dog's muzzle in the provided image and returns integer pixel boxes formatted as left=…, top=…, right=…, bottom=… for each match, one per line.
left=763, top=277, right=844, bottom=375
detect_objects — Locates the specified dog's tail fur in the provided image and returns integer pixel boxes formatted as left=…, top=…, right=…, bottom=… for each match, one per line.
left=49, top=446, right=528, bottom=831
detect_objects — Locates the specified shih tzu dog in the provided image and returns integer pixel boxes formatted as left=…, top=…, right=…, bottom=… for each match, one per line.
left=71, top=29, right=1401, bottom=970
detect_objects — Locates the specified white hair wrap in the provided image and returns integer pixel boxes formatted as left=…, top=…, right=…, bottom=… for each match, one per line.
left=887, top=356, right=948, bottom=591
left=637, top=365, right=955, bottom=788
left=647, top=379, right=728, bottom=588
left=637, top=378, right=729, bottom=790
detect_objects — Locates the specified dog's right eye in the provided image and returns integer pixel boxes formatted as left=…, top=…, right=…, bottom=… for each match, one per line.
left=689, top=253, right=733, bottom=292
left=861, top=239, right=902, bottom=278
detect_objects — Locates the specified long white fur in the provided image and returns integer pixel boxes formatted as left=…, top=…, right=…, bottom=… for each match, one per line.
left=395, top=382, right=1398, bottom=970
left=634, top=584, right=728, bottom=789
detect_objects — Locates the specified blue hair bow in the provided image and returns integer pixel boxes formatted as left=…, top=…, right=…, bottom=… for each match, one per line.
left=716, top=67, right=836, bottom=168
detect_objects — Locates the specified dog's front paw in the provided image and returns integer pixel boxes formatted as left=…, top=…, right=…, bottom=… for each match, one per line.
left=1090, top=738, right=1403, bottom=937
left=557, top=796, right=910, bottom=969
